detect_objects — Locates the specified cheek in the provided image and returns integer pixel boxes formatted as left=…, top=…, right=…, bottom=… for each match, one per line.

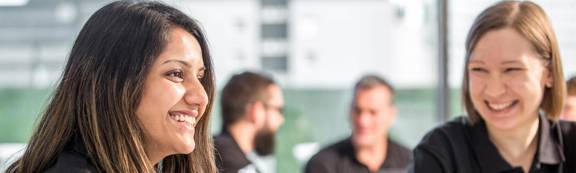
left=153, top=81, right=186, bottom=106
left=468, top=77, right=484, bottom=98
left=269, top=114, right=283, bottom=130
left=366, top=115, right=378, bottom=128
left=468, top=75, right=482, bottom=91
left=510, top=74, right=544, bottom=98
left=137, top=81, right=186, bottom=119
left=351, top=115, right=361, bottom=127
left=380, top=114, right=391, bottom=127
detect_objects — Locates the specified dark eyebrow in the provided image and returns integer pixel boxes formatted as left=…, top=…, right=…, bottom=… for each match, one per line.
left=162, top=59, right=191, bottom=67
left=163, top=59, right=207, bottom=72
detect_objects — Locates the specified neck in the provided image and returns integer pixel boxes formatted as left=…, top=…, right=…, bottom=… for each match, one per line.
left=486, top=115, right=539, bottom=172
left=228, top=122, right=257, bottom=154
left=144, top=143, right=166, bottom=166
left=355, top=136, right=387, bottom=172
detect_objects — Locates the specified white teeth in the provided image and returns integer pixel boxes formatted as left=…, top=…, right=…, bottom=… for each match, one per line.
left=488, top=102, right=514, bottom=110
left=169, top=112, right=197, bottom=128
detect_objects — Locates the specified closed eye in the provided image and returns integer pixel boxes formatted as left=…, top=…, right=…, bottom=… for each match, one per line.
left=504, top=67, right=523, bottom=73
left=469, top=67, right=487, bottom=73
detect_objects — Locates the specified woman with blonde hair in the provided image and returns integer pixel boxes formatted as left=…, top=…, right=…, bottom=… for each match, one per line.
left=411, top=1, right=576, bottom=172
left=6, top=1, right=217, bottom=172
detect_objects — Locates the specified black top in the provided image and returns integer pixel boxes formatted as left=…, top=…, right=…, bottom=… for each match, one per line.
left=411, top=114, right=576, bottom=173
left=214, top=132, right=256, bottom=173
left=45, top=137, right=98, bottom=173
left=305, top=137, right=412, bottom=173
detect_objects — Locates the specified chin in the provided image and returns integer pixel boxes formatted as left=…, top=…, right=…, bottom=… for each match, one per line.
left=352, top=135, right=374, bottom=147
left=482, top=116, right=519, bottom=131
left=174, top=141, right=196, bottom=154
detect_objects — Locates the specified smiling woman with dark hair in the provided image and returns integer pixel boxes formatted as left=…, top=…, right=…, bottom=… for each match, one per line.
left=6, top=1, right=217, bottom=172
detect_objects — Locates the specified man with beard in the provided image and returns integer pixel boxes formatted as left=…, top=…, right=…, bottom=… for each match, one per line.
left=215, top=71, right=285, bottom=173
left=305, top=75, right=411, bottom=173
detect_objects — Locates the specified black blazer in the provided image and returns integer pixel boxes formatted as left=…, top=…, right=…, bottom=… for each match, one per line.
left=44, top=137, right=98, bottom=173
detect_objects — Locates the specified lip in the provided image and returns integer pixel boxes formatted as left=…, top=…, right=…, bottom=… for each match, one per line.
left=168, top=109, right=199, bottom=130
left=485, top=100, right=516, bottom=109
left=481, top=100, right=518, bottom=118
left=170, top=110, right=199, bottom=118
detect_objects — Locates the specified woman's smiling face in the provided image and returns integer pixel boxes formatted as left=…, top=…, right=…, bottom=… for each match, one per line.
left=136, top=27, right=208, bottom=163
left=468, top=28, right=551, bottom=131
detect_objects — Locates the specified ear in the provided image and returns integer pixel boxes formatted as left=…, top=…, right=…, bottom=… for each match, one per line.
left=246, top=101, right=266, bottom=126
left=545, top=68, right=553, bottom=88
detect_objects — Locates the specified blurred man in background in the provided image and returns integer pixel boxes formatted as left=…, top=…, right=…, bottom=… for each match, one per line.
left=215, top=71, right=285, bottom=173
left=562, top=76, right=576, bottom=121
left=305, top=75, right=411, bottom=173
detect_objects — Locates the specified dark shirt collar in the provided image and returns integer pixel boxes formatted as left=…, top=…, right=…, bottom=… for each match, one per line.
left=538, top=114, right=564, bottom=165
left=470, top=114, right=563, bottom=173
left=345, top=137, right=404, bottom=170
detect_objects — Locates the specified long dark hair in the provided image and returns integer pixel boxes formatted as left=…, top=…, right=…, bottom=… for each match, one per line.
left=7, top=1, right=217, bottom=172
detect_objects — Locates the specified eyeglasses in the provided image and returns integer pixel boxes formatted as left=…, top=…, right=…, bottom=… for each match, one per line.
left=264, top=103, right=285, bottom=114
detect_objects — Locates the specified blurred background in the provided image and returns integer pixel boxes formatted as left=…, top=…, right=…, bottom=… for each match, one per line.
left=0, top=0, right=574, bottom=172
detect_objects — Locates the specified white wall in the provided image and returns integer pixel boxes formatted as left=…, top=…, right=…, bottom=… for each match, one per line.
left=289, top=0, right=436, bottom=88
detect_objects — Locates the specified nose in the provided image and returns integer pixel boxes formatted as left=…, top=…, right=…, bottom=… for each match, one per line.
left=354, top=112, right=371, bottom=128
left=484, top=74, right=507, bottom=99
left=278, top=112, right=285, bottom=126
left=183, top=79, right=208, bottom=110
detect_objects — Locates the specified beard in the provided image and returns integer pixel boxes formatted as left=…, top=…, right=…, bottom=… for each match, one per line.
left=254, top=127, right=276, bottom=156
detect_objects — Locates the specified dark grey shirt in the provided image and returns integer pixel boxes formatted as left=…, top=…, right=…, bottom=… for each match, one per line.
left=214, top=132, right=258, bottom=173
left=305, top=137, right=412, bottom=173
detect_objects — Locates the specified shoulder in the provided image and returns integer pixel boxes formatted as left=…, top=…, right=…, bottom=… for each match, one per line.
left=214, top=133, right=232, bottom=144
left=417, top=116, right=470, bottom=149
left=44, top=137, right=98, bottom=173
left=387, top=139, right=412, bottom=163
left=214, top=133, right=242, bottom=156
left=214, top=133, right=232, bottom=149
left=309, top=138, right=350, bottom=163
left=388, top=139, right=411, bottom=155
left=305, top=138, right=351, bottom=172
left=411, top=116, right=473, bottom=173
left=44, top=150, right=98, bottom=173
left=213, top=133, right=251, bottom=173
left=557, top=120, right=576, bottom=137
left=556, top=120, right=576, bottom=151
left=383, top=139, right=412, bottom=169
left=557, top=120, right=576, bottom=161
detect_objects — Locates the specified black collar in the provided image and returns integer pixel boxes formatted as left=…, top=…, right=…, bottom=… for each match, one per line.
left=538, top=114, right=564, bottom=165
left=469, top=114, right=564, bottom=173
left=345, top=137, right=403, bottom=170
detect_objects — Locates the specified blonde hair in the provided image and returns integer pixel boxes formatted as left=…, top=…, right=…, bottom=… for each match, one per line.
left=462, top=1, right=565, bottom=123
